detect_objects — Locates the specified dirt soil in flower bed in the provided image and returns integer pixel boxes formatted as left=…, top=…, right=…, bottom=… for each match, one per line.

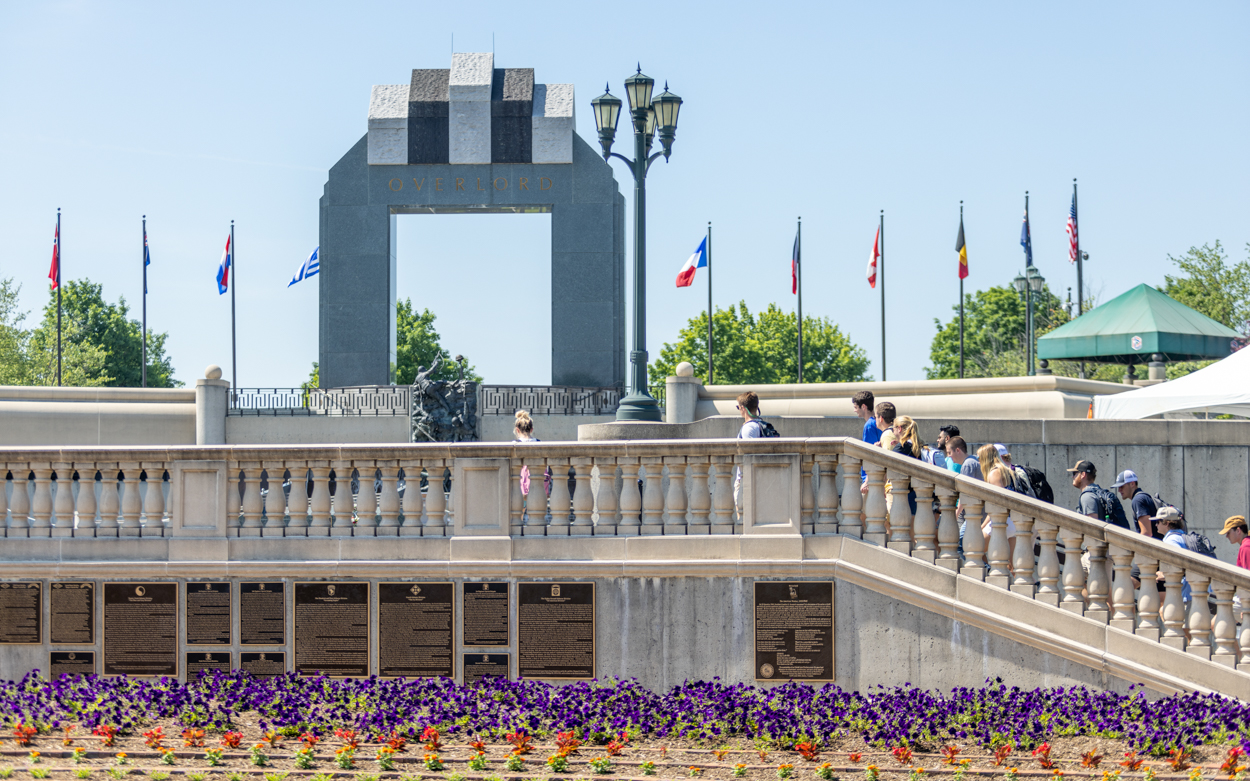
left=0, top=727, right=1239, bottom=781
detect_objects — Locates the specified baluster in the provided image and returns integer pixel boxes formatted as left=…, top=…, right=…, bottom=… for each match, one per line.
left=837, top=454, right=863, bottom=539
left=1084, top=536, right=1110, bottom=623
left=143, top=464, right=167, bottom=537
left=1237, top=586, right=1250, bottom=673
left=1108, top=544, right=1136, bottom=632
left=51, top=462, right=75, bottom=537
left=800, top=456, right=815, bottom=535
left=862, top=461, right=887, bottom=546
left=1186, top=569, right=1212, bottom=659
left=571, top=458, right=594, bottom=536
left=424, top=462, right=448, bottom=536
left=814, top=456, right=839, bottom=535
left=1058, top=527, right=1085, bottom=613
left=732, top=454, right=744, bottom=534
left=1134, top=555, right=1161, bottom=641
left=911, top=479, right=936, bottom=564
left=687, top=458, right=711, bottom=535
left=355, top=465, right=378, bottom=535
left=523, top=457, right=547, bottom=536
left=617, top=459, right=641, bottom=537
left=8, top=467, right=30, bottom=536
left=1034, top=521, right=1061, bottom=606
left=1159, top=564, right=1187, bottom=650
left=640, top=457, right=664, bottom=535
left=308, top=464, right=332, bottom=535
left=1011, top=515, right=1036, bottom=596
left=118, top=462, right=142, bottom=537
left=509, top=460, right=525, bottom=536
left=710, top=457, right=734, bottom=535
left=443, top=467, right=454, bottom=531
left=984, top=502, right=1011, bottom=588
left=934, top=486, right=959, bottom=571
left=545, top=459, right=570, bottom=535
left=330, top=460, right=354, bottom=535
left=399, top=463, right=423, bottom=536
left=959, top=493, right=986, bottom=581
left=259, top=465, right=286, bottom=537
left=593, top=457, right=618, bottom=536
left=1210, top=581, right=1237, bottom=667
left=29, top=466, right=53, bottom=537
left=286, top=464, right=310, bottom=536
left=239, top=462, right=263, bottom=537
left=75, top=467, right=97, bottom=536
left=98, top=464, right=121, bottom=537
left=886, top=469, right=913, bottom=554
left=377, top=465, right=400, bottom=535
left=664, top=457, right=687, bottom=535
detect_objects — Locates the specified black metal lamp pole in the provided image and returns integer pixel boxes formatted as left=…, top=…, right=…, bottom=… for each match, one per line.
left=591, top=67, right=683, bottom=422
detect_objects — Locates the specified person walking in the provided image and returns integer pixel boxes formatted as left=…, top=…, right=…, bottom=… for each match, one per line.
left=933, top=425, right=960, bottom=466
left=1155, top=506, right=1192, bottom=605
left=852, top=391, right=881, bottom=447
left=734, top=391, right=765, bottom=506
left=1221, top=515, right=1250, bottom=570
left=945, top=436, right=970, bottom=474
left=514, top=410, right=551, bottom=509
left=1111, top=469, right=1159, bottom=537
left=976, top=444, right=1019, bottom=563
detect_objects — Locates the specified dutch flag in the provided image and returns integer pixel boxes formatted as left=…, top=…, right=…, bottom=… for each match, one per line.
left=216, top=234, right=231, bottom=295
left=675, top=237, right=707, bottom=288
left=288, top=246, right=320, bottom=287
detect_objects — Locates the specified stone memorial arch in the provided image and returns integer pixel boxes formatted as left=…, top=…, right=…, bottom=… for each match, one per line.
left=318, top=53, right=627, bottom=389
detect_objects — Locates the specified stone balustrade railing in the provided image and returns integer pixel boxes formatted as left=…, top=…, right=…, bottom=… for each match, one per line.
left=2, top=439, right=1248, bottom=672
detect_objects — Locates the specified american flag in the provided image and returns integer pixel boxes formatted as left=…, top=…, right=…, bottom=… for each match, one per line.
left=1065, top=193, right=1079, bottom=263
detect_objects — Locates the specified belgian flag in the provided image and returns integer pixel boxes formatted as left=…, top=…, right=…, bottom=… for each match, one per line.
left=955, top=215, right=968, bottom=279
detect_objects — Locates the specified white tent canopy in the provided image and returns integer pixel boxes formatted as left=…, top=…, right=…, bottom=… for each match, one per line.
left=1094, top=347, right=1250, bottom=419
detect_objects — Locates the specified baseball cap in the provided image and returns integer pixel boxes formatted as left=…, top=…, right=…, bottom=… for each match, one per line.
left=1220, top=515, right=1247, bottom=535
left=1110, top=469, right=1139, bottom=489
left=994, top=444, right=1009, bottom=458
left=1153, top=506, right=1181, bottom=522
left=1066, top=460, right=1095, bottom=474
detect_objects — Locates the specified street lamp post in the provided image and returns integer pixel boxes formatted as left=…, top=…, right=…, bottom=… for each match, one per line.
left=1013, top=266, right=1046, bottom=376
left=591, top=67, right=683, bottom=422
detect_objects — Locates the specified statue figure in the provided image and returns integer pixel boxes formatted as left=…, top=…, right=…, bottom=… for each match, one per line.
left=410, top=354, right=478, bottom=442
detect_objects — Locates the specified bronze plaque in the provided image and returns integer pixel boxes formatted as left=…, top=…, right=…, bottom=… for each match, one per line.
left=518, top=582, right=594, bottom=680
left=294, top=582, right=369, bottom=677
left=49, top=651, right=95, bottom=677
left=186, top=582, right=231, bottom=646
left=185, top=652, right=232, bottom=679
left=379, top=582, right=453, bottom=678
left=463, top=652, right=510, bottom=684
left=240, top=651, right=286, bottom=679
left=753, top=581, right=833, bottom=682
left=51, top=582, right=94, bottom=645
left=103, top=582, right=178, bottom=677
left=0, top=582, right=42, bottom=644
left=463, top=581, right=509, bottom=647
left=240, top=582, right=286, bottom=645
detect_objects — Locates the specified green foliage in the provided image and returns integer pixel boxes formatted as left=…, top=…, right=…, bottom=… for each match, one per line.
left=395, top=299, right=481, bottom=385
left=650, top=301, right=871, bottom=385
left=927, top=285, right=1072, bottom=379
left=1161, top=241, right=1250, bottom=334
left=0, top=279, right=31, bottom=385
left=0, top=278, right=110, bottom=386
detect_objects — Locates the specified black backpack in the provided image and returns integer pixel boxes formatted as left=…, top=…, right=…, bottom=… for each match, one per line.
left=1018, top=464, right=1054, bottom=504
left=1153, top=493, right=1185, bottom=526
left=1181, top=531, right=1218, bottom=559
left=753, top=420, right=781, bottom=438
left=1087, top=486, right=1131, bottom=530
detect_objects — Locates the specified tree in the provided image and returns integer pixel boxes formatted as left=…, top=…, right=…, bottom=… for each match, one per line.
left=0, top=278, right=31, bottom=385
left=1161, top=241, right=1250, bottom=335
left=650, top=301, right=871, bottom=385
left=29, top=280, right=178, bottom=387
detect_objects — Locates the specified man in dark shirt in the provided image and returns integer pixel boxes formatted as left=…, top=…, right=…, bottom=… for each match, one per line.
left=1111, top=469, right=1159, bottom=538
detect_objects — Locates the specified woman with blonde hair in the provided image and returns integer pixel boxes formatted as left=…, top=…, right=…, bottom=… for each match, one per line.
left=976, top=443, right=1018, bottom=563
left=891, top=416, right=924, bottom=460
left=513, top=410, right=551, bottom=506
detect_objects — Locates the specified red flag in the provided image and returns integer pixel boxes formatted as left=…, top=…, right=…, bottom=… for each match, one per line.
left=48, top=221, right=60, bottom=290
left=867, top=225, right=879, bottom=289
left=791, top=231, right=799, bottom=294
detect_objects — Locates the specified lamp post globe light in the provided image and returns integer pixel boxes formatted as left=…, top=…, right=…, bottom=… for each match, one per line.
left=1013, top=266, right=1047, bottom=376
left=591, top=67, right=683, bottom=422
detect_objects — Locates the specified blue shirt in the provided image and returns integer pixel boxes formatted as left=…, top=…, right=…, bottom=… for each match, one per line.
left=945, top=456, right=962, bottom=474
left=862, top=418, right=882, bottom=446
left=960, top=455, right=982, bottom=481
left=1162, top=529, right=1192, bottom=602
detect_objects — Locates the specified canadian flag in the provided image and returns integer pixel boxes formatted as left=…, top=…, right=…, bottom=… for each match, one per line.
left=48, top=221, right=60, bottom=291
left=867, top=225, right=880, bottom=288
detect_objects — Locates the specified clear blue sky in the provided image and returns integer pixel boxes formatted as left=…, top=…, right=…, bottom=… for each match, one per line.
left=2, top=1, right=1247, bottom=388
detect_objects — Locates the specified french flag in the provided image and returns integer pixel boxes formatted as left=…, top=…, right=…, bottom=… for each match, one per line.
left=675, top=237, right=708, bottom=287
left=216, top=234, right=232, bottom=294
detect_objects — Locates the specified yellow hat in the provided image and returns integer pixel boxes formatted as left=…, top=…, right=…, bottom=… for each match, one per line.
left=1220, top=515, right=1247, bottom=535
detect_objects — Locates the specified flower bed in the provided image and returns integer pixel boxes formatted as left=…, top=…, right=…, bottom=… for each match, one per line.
left=1, top=673, right=1247, bottom=781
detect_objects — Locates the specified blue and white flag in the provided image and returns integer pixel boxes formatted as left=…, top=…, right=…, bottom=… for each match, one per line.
left=1020, top=208, right=1033, bottom=267
left=288, top=246, right=319, bottom=287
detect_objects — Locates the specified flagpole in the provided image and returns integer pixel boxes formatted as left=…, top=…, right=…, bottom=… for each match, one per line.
left=706, top=221, right=713, bottom=385
left=230, top=220, right=237, bottom=399
left=958, top=201, right=964, bottom=380
left=796, top=216, right=803, bottom=383
left=1024, top=192, right=1034, bottom=377
left=56, top=208, right=62, bottom=387
left=142, top=215, right=148, bottom=388
left=1074, top=178, right=1085, bottom=379
left=880, top=210, right=886, bottom=382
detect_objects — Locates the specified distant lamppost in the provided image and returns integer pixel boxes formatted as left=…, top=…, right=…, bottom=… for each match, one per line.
left=1013, top=266, right=1047, bottom=376
left=591, top=67, right=683, bottom=422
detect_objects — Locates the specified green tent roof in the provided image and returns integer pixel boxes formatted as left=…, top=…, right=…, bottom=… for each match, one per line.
left=1037, top=283, right=1240, bottom=363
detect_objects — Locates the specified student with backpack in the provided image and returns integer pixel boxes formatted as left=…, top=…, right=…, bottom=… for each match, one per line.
left=1067, top=460, right=1131, bottom=530
left=734, top=391, right=778, bottom=507
left=1110, top=469, right=1160, bottom=538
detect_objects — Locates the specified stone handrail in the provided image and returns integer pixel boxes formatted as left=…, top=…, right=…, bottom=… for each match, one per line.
left=2, top=437, right=1248, bottom=671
